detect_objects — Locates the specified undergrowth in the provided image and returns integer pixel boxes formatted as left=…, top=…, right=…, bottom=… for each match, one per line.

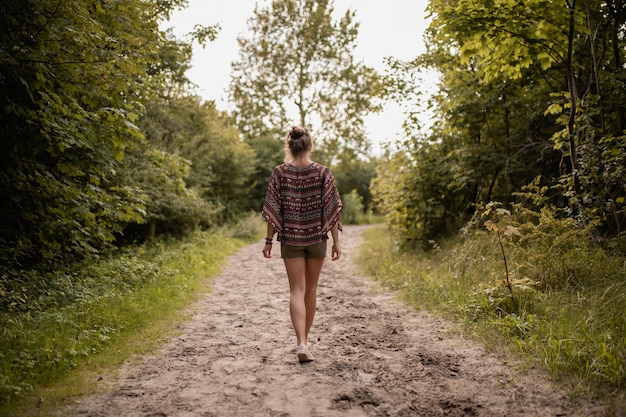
left=0, top=213, right=263, bottom=416
left=358, top=207, right=626, bottom=408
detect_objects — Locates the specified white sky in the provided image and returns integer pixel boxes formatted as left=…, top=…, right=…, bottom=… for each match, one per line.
left=164, top=0, right=436, bottom=154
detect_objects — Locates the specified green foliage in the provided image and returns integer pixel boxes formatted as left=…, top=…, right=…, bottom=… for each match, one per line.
left=0, top=9, right=268, bottom=412
left=429, top=0, right=574, bottom=82
left=116, top=143, right=217, bottom=241
left=371, top=136, right=469, bottom=249
left=230, top=0, right=382, bottom=159
left=332, top=155, right=377, bottom=212
left=244, top=135, right=286, bottom=212
left=0, top=0, right=206, bottom=269
left=369, top=0, right=626, bottom=402
left=230, top=0, right=384, bottom=212
left=481, top=203, right=524, bottom=313
left=378, top=0, right=626, bottom=248
left=139, top=96, right=257, bottom=221
left=0, top=228, right=247, bottom=408
left=219, top=212, right=266, bottom=241
left=340, top=190, right=365, bottom=225
left=552, top=97, right=626, bottom=233
left=0, top=0, right=261, bottom=274
left=0, top=0, right=159, bottom=268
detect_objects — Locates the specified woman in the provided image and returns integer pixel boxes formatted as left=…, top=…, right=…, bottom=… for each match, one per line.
left=262, top=126, right=343, bottom=363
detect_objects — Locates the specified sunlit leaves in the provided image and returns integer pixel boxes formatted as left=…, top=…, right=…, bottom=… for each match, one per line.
left=428, top=0, right=578, bottom=83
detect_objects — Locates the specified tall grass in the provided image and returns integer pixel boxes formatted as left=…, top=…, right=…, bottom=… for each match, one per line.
left=0, top=214, right=263, bottom=417
left=358, top=222, right=626, bottom=406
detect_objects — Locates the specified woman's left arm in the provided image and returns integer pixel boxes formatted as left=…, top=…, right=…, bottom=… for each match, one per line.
left=330, top=222, right=341, bottom=261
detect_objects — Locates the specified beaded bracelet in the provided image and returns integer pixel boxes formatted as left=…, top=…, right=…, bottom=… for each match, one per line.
left=265, top=238, right=273, bottom=245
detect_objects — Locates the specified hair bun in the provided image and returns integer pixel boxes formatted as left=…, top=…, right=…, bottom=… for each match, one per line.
left=289, top=126, right=306, bottom=140
left=284, top=125, right=312, bottom=160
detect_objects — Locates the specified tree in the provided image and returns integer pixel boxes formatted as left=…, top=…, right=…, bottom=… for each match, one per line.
left=140, top=95, right=257, bottom=222
left=425, top=0, right=626, bottom=230
left=229, top=0, right=382, bottom=163
left=244, top=135, right=286, bottom=211
left=332, top=154, right=377, bottom=212
left=0, top=0, right=192, bottom=268
left=374, top=0, right=626, bottom=247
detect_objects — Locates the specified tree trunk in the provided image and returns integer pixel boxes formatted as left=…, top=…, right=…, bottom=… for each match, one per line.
left=565, top=0, right=585, bottom=219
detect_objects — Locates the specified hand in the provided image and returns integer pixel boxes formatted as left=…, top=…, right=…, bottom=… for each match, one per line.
left=263, top=243, right=273, bottom=258
left=331, top=243, right=341, bottom=261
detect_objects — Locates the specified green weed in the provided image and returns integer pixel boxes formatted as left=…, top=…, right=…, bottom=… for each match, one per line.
left=359, top=221, right=626, bottom=401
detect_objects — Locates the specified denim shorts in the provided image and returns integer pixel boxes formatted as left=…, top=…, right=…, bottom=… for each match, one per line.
left=281, top=241, right=327, bottom=259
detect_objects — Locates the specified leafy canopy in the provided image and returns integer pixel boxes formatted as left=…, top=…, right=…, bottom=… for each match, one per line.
left=229, top=0, right=382, bottom=162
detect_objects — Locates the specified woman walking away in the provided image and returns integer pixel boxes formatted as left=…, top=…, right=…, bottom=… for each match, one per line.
left=262, top=126, right=343, bottom=363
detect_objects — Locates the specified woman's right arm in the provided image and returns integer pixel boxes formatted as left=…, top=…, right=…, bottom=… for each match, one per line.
left=263, top=223, right=276, bottom=258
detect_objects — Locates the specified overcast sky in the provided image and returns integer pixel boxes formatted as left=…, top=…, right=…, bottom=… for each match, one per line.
left=164, top=0, right=436, bottom=153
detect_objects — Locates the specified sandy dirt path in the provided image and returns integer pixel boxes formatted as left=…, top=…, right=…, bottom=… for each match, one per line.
left=69, top=225, right=606, bottom=417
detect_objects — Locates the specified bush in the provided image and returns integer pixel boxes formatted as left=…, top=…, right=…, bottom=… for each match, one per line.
left=221, top=212, right=265, bottom=240
left=341, top=189, right=365, bottom=224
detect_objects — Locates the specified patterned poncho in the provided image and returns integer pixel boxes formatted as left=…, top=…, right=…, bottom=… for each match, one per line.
left=262, top=162, right=343, bottom=246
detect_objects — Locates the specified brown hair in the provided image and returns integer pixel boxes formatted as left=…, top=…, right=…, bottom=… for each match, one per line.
left=284, top=126, right=313, bottom=161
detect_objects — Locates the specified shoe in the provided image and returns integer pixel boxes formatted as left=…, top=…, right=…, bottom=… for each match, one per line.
left=296, top=344, right=314, bottom=362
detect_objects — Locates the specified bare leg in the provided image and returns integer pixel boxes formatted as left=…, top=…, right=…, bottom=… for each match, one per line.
left=284, top=257, right=325, bottom=346
left=304, top=257, right=324, bottom=342
left=284, top=257, right=307, bottom=346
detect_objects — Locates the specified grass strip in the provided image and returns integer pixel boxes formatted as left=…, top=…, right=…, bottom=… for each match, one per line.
left=358, top=224, right=625, bottom=409
left=0, top=226, right=256, bottom=417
